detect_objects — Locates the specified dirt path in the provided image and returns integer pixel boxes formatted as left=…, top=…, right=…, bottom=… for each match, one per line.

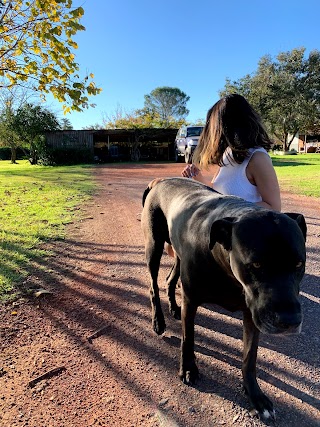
left=1, top=163, right=319, bottom=427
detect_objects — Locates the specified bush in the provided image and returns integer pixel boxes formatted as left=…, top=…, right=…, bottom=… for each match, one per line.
left=38, top=147, right=94, bottom=165
left=0, top=147, right=12, bottom=160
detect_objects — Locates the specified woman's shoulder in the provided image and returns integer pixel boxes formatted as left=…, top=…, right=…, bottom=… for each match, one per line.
left=247, top=147, right=270, bottom=162
left=248, top=149, right=273, bottom=173
left=249, top=147, right=269, bottom=155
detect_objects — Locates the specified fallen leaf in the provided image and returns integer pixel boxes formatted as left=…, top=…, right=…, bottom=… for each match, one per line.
left=33, top=289, right=53, bottom=298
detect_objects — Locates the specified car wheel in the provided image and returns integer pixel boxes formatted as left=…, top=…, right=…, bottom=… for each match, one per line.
left=175, top=150, right=183, bottom=162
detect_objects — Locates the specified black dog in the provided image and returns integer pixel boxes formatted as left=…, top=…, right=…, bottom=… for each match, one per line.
left=141, top=177, right=306, bottom=421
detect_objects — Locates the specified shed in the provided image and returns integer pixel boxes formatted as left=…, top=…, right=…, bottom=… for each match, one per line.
left=45, top=128, right=178, bottom=161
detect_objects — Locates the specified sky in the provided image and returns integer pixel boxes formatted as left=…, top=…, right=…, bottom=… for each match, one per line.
left=53, top=0, right=320, bottom=130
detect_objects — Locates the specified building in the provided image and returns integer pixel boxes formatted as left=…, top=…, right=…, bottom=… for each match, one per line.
left=45, top=128, right=178, bottom=162
left=289, top=133, right=320, bottom=153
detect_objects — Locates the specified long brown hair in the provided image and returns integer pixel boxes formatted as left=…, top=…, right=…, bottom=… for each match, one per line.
left=193, top=94, right=272, bottom=168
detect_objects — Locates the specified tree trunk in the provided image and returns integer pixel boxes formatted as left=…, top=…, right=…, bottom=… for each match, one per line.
left=11, top=147, right=17, bottom=164
left=29, top=145, right=38, bottom=165
left=286, top=131, right=297, bottom=152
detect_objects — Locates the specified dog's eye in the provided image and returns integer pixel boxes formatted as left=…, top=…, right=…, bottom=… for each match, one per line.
left=296, top=261, right=303, bottom=268
left=252, top=262, right=261, bottom=269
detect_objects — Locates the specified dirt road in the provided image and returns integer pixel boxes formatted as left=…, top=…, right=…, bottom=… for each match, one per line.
left=1, top=163, right=319, bottom=427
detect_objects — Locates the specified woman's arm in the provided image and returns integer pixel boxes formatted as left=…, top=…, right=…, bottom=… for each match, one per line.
left=246, top=152, right=281, bottom=211
left=181, top=164, right=216, bottom=187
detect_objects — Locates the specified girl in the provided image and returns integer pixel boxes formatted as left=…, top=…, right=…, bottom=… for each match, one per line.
left=182, top=94, right=281, bottom=211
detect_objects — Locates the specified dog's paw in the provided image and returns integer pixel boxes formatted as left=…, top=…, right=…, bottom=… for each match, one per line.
left=246, top=391, right=275, bottom=424
left=152, top=316, right=166, bottom=335
left=179, top=365, right=199, bottom=386
left=250, top=408, right=276, bottom=425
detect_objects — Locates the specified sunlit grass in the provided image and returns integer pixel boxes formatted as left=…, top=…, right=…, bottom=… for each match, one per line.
left=271, top=154, right=320, bottom=197
left=0, top=160, right=95, bottom=300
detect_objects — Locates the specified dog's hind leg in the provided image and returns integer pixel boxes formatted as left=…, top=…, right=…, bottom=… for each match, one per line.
left=145, top=238, right=166, bottom=335
left=166, top=257, right=181, bottom=320
left=242, top=309, right=275, bottom=421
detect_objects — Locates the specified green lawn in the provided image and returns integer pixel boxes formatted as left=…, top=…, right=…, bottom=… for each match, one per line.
left=0, top=160, right=95, bottom=301
left=271, top=154, right=320, bottom=197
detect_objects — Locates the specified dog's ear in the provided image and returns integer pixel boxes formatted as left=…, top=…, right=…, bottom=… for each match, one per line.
left=284, top=213, right=307, bottom=242
left=209, top=217, right=236, bottom=250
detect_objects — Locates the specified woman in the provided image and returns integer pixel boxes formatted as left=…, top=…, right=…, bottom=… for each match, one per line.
left=182, top=94, right=281, bottom=211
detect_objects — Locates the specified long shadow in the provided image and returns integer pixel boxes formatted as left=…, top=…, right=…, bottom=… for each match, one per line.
left=272, top=159, right=318, bottom=167
left=5, top=231, right=316, bottom=408
left=13, top=235, right=318, bottom=422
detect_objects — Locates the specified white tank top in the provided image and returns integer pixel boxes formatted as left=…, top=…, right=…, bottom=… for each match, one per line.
left=212, top=147, right=269, bottom=202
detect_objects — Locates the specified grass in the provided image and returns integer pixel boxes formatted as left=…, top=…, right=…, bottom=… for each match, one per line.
left=0, top=160, right=95, bottom=301
left=271, top=154, right=320, bottom=197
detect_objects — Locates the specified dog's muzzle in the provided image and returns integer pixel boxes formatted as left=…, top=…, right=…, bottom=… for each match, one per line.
left=254, top=306, right=302, bottom=335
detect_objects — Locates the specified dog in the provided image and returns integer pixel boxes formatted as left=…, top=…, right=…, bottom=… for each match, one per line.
left=141, top=177, right=306, bottom=421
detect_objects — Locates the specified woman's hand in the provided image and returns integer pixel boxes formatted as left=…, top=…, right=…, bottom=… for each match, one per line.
left=181, top=164, right=200, bottom=178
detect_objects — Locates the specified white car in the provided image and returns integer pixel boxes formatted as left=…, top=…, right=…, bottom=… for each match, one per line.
left=174, top=125, right=204, bottom=163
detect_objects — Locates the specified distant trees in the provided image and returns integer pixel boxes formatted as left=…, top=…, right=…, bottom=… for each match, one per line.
left=0, top=106, right=21, bottom=163
left=0, top=102, right=61, bottom=163
left=143, top=87, right=190, bottom=127
left=104, top=106, right=185, bottom=130
left=220, top=47, right=320, bottom=151
left=61, top=118, right=73, bottom=130
left=104, top=87, right=190, bottom=130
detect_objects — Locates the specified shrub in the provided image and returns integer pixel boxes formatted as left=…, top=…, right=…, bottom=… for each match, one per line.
left=38, top=147, right=94, bottom=165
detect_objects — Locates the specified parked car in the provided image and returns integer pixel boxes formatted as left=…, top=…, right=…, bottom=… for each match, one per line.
left=174, top=125, right=204, bottom=163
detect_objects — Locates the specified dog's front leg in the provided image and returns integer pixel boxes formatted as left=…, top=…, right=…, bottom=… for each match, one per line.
left=179, top=292, right=199, bottom=385
left=242, top=309, right=275, bottom=421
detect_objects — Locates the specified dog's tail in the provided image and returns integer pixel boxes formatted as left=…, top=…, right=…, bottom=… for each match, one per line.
left=142, top=178, right=163, bottom=207
left=142, top=187, right=150, bottom=207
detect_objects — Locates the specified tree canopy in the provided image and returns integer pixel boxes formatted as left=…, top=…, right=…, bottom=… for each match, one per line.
left=220, top=47, right=320, bottom=150
left=0, top=0, right=101, bottom=113
left=103, top=104, right=186, bottom=130
left=143, top=87, right=190, bottom=127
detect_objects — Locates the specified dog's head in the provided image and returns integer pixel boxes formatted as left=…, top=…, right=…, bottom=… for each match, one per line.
left=210, top=211, right=307, bottom=335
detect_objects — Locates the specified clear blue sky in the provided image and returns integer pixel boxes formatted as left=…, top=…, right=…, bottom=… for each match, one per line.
left=57, top=0, right=320, bottom=130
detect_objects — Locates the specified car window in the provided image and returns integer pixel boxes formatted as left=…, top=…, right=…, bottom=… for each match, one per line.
left=186, top=127, right=203, bottom=137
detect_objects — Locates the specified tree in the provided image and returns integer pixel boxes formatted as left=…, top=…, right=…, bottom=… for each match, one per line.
left=103, top=104, right=186, bottom=129
left=0, top=102, right=61, bottom=163
left=14, top=103, right=61, bottom=163
left=60, top=117, right=73, bottom=130
left=0, top=0, right=101, bottom=113
left=143, top=87, right=190, bottom=127
left=220, top=48, right=320, bottom=151
left=0, top=87, right=32, bottom=163
left=0, top=106, right=22, bottom=163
